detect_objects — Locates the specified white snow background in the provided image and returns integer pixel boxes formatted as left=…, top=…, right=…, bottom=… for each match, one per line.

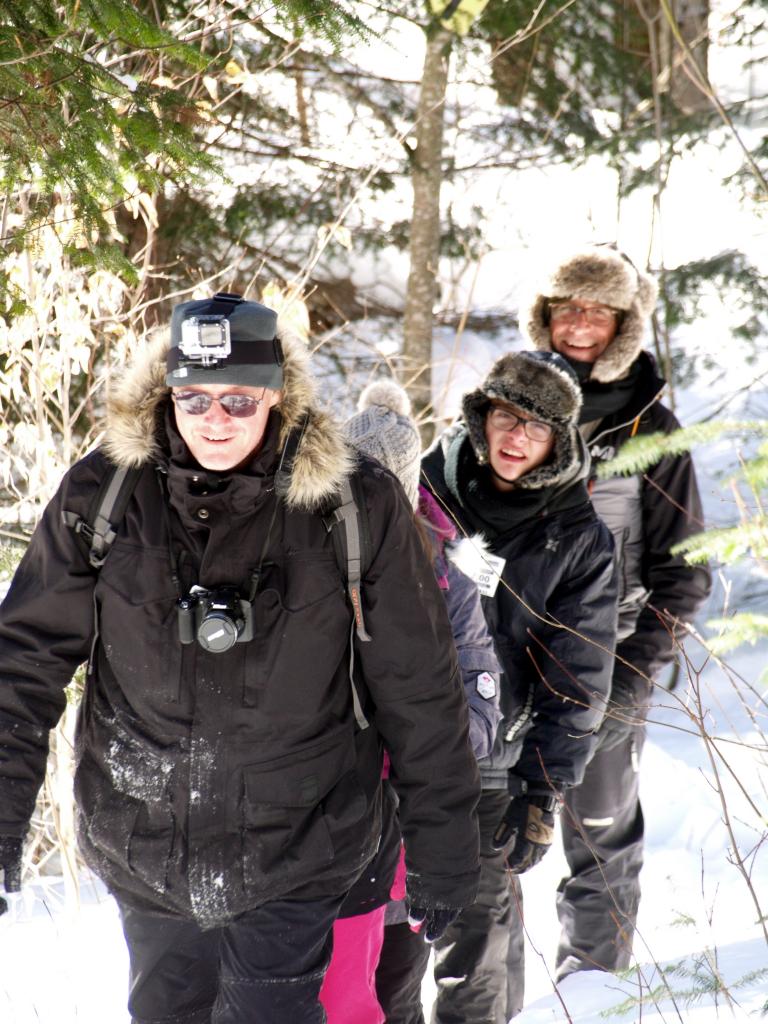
left=2, top=5, right=767, bottom=1020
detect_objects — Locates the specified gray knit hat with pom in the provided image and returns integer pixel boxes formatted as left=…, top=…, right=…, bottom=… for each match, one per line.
left=462, top=351, right=583, bottom=489
left=345, top=380, right=421, bottom=508
left=522, top=244, right=658, bottom=383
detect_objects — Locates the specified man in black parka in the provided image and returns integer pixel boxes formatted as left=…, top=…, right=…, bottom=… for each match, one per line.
left=418, top=351, right=618, bottom=1022
left=0, top=294, right=481, bottom=1023
left=523, top=244, right=712, bottom=982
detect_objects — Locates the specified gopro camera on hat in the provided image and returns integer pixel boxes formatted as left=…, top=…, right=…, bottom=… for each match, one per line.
left=166, top=292, right=283, bottom=389
left=179, top=314, right=232, bottom=364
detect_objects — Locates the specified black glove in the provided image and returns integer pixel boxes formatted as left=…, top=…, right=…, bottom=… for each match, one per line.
left=0, top=837, right=23, bottom=916
left=491, top=779, right=558, bottom=874
left=597, top=673, right=650, bottom=753
left=406, top=903, right=461, bottom=943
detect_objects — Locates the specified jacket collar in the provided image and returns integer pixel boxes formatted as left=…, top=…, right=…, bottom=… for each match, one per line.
left=102, top=322, right=354, bottom=512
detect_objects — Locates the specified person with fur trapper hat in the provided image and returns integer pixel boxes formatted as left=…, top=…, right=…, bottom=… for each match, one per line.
left=319, top=379, right=501, bottom=1024
left=0, top=294, right=482, bottom=1024
left=523, top=244, right=711, bottom=985
left=416, top=350, right=619, bottom=1023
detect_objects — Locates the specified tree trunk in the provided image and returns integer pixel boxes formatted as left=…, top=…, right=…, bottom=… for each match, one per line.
left=660, top=0, right=710, bottom=114
left=401, top=26, right=453, bottom=446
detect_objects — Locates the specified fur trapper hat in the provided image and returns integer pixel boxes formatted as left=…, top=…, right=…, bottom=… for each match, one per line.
left=345, top=379, right=421, bottom=508
left=523, top=244, right=658, bottom=383
left=462, top=350, right=583, bottom=489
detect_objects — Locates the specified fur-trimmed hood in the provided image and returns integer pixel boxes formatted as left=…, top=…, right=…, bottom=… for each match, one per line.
left=102, top=320, right=354, bottom=511
left=461, top=350, right=583, bottom=490
left=522, top=245, right=658, bottom=383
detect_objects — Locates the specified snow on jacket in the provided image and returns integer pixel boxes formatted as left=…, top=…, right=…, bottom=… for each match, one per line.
left=0, top=329, right=481, bottom=928
left=582, top=351, right=711, bottom=696
left=421, top=427, right=618, bottom=791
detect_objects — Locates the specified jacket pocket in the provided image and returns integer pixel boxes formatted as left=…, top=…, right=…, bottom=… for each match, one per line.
left=96, top=542, right=183, bottom=702
left=240, top=733, right=368, bottom=893
left=76, top=757, right=174, bottom=893
left=75, top=702, right=178, bottom=892
left=87, top=703, right=176, bottom=805
left=243, top=556, right=350, bottom=709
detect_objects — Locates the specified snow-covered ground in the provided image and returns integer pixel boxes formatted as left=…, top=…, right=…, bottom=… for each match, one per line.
left=507, top=641, right=768, bottom=1023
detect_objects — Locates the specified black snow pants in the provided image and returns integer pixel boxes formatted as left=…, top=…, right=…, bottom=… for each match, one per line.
left=556, top=726, right=645, bottom=978
left=428, top=731, right=644, bottom=1021
left=117, top=893, right=344, bottom=1024
left=375, top=921, right=431, bottom=1024
left=430, top=789, right=525, bottom=1024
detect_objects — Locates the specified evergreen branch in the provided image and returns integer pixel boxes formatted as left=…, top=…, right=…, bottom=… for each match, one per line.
left=493, top=0, right=580, bottom=58
left=672, top=522, right=768, bottom=565
left=706, top=613, right=768, bottom=656
left=598, top=421, right=768, bottom=478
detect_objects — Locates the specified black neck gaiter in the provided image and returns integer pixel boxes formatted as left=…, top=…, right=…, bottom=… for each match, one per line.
left=562, top=357, right=642, bottom=424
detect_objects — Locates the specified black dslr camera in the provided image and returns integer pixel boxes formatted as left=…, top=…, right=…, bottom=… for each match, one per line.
left=177, top=586, right=254, bottom=654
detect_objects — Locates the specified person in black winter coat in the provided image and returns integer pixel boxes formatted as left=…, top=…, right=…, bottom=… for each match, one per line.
left=410, top=350, right=619, bottom=1023
left=319, top=379, right=501, bottom=1024
left=0, top=294, right=481, bottom=1024
left=522, top=244, right=712, bottom=982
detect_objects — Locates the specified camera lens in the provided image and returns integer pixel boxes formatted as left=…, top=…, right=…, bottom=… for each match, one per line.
left=197, top=610, right=241, bottom=653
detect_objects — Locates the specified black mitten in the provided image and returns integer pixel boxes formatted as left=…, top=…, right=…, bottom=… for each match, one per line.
left=405, top=903, right=461, bottom=942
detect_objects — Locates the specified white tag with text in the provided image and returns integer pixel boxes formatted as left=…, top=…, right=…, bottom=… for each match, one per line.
left=468, top=553, right=506, bottom=598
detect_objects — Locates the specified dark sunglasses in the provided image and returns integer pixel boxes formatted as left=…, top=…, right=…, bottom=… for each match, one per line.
left=172, top=391, right=264, bottom=418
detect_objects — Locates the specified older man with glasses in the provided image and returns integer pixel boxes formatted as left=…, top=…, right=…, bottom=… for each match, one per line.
left=523, top=244, right=711, bottom=987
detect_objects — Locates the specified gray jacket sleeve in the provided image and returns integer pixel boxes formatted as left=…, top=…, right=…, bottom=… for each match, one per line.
left=442, top=559, right=502, bottom=761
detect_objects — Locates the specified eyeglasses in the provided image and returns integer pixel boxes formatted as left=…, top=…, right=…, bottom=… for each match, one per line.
left=487, top=406, right=554, bottom=443
left=172, top=391, right=264, bottom=417
left=549, top=302, right=619, bottom=326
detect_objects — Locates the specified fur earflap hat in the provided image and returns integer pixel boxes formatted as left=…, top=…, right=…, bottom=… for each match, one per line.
left=345, top=379, right=421, bottom=508
left=523, top=244, right=658, bottom=383
left=462, top=350, right=583, bottom=489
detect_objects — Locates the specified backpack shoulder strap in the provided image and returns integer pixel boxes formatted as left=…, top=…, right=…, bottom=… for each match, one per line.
left=62, top=464, right=144, bottom=568
left=276, top=416, right=371, bottom=641
left=322, top=473, right=372, bottom=643
left=322, top=472, right=373, bottom=732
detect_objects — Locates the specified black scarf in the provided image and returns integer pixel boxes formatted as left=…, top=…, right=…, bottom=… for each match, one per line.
left=560, top=355, right=642, bottom=423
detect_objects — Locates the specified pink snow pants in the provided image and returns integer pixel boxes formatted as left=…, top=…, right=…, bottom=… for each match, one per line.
left=319, top=906, right=388, bottom=1023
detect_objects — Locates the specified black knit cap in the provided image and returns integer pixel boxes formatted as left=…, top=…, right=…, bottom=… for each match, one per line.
left=166, top=292, right=283, bottom=389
